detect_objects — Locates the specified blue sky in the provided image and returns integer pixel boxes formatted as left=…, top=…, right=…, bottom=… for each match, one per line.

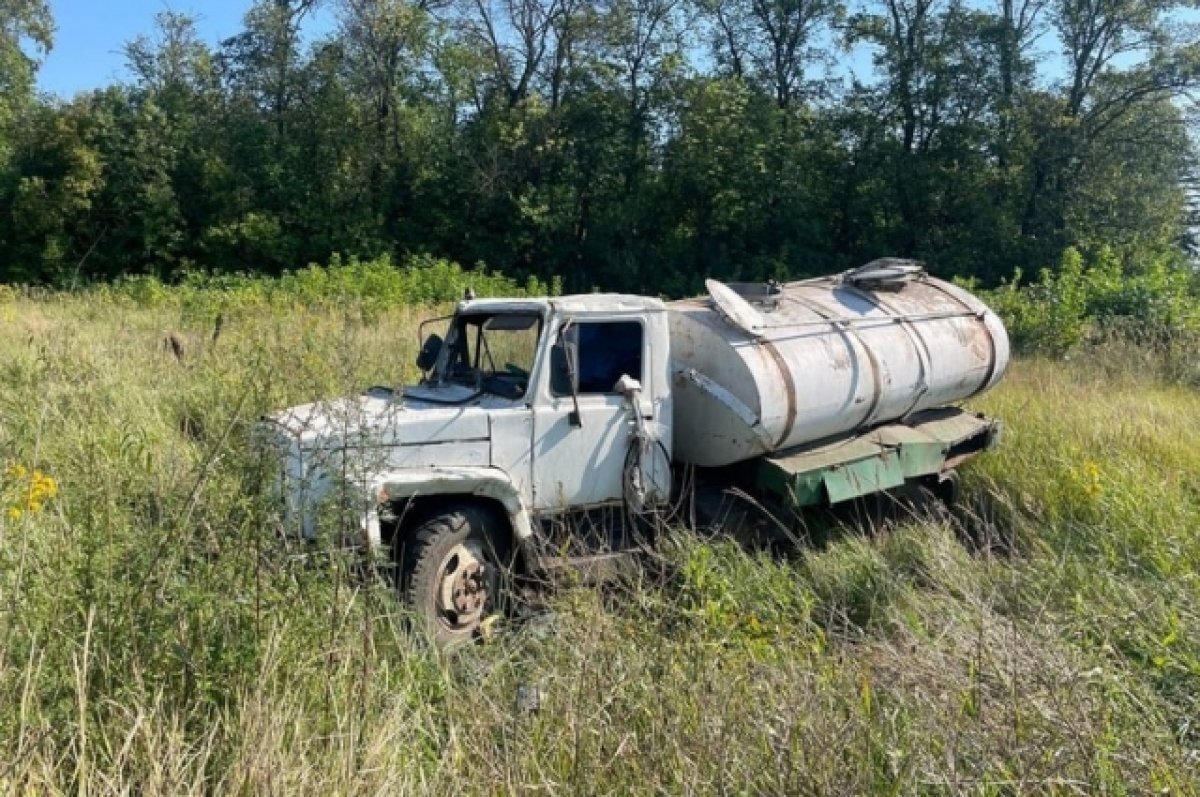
left=30, top=1, right=915, bottom=97
left=37, top=0, right=333, bottom=98
left=34, top=1, right=1200, bottom=99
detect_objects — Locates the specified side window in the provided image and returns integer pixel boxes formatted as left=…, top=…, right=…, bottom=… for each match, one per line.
left=554, top=321, right=644, bottom=396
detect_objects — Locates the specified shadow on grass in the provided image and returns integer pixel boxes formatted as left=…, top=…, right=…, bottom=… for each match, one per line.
left=684, top=471, right=1024, bottom=562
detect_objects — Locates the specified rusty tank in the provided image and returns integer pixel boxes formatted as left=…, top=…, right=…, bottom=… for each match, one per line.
left=667, top=259, right=1010, bottom=467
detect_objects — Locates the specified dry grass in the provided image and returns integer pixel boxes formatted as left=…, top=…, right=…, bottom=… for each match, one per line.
left=1, top=293, right=1198, bottom=794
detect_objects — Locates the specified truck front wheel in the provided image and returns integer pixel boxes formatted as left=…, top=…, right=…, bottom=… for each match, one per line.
left=398, top=507, right=509, bottom=646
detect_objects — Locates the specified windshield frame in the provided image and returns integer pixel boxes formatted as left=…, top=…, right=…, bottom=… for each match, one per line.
left=431, top=310, right=546, bottom=400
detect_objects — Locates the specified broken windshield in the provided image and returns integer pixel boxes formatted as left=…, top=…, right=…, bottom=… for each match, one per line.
left=436, top=312, right=543, bottom=399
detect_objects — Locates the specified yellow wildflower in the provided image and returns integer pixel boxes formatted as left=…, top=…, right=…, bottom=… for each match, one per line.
left=27, top=472, right=57, bottom=505
left=1073, top=460, right=1102, bottom=498
left=3, top=466, right=58, bottom=515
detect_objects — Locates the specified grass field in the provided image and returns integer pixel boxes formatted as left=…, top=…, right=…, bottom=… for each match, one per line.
left=1, top=293, right=1199, bottom=794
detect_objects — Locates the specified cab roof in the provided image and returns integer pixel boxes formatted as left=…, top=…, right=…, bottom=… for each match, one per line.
left=458, top=293, right=666, bottom=316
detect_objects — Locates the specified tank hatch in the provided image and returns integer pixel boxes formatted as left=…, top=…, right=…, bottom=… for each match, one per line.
left=705, top=278, right=765, bottom=336
left=845, top=258, right=925, bottom=291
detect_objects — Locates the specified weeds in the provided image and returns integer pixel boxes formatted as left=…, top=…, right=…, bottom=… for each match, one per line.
left=0, top=288, right=1198, bottom=794
left=89, top=253, right=562, bottom=318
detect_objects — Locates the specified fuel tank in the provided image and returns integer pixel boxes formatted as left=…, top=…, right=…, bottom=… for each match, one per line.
left=668, top=260, right=1009, bottom=467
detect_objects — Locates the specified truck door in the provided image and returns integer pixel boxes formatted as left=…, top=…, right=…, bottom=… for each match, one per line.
left=531, top=318, right=646, bottom=511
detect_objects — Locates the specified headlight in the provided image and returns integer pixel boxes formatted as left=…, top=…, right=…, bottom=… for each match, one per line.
left=253, top=420, right=312, bottom=536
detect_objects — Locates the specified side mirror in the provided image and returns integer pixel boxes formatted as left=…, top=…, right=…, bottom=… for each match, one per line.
left=550, top=341, right=582, bottom=427
left=550, top=341, right=577, bottom=394
left=416, top=333, right=443, bottom=373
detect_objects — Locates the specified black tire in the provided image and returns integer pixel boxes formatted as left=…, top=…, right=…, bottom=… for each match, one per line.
left=916, top=469, right=962, bottom=512
left=398, top=506, right=510, bottom=646
left=931, top=469, right=962, bottom=508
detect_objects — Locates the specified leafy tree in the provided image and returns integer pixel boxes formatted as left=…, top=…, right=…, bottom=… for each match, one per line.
left=1, top=0, right=1197, bottom=294
left=1015, top=0, right=1200, bottom=266
left=221, top=0, right=323, bottom=137
left=0, top=0, right=53, bottom=278
left=451, top=0, right=568, bottom=107
left=846, top=0, right=1003, bottom=261
left=0, top=0, right=52, bottom=153
left=699, top=0, right=844, bottom=108
left=3, top=101, right=103, bottom=283
left=992, top=0, right=1045, bottom=162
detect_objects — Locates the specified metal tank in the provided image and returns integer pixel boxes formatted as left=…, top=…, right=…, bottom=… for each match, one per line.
left=667, top=259, right=1010, bottom=468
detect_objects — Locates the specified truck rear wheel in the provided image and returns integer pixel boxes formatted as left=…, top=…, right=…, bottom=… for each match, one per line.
left=398, top=507, right=509, bottom=646
left=918, top=469, right=961, bottom=509
left=931, top=469, right=961, bottom=507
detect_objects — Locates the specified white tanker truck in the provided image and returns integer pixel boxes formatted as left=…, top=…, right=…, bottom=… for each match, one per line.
left=263, top=259, right=1009, bottom=644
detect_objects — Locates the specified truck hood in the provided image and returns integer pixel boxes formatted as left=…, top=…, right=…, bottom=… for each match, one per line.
left=265, top=385, right=503, bottom=450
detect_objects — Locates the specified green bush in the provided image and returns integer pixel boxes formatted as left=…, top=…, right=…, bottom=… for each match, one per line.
left=98, top=253, right=562, bottom=312
left=979, top=247, right=1200, bottom=354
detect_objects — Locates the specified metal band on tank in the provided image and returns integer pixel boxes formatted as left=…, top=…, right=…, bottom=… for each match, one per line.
left=782, top=292, right=885, bottom=434
left=920, top=279, right=999, bottom=395
left=757, top=338, right=799, bottom=449
left=681, top=297, right=800, bottom=449
left=840, top=284, right=934, bottom=420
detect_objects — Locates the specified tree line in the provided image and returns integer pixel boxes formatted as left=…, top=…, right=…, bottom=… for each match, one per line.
left=1, top=0, right=1198, bottom=294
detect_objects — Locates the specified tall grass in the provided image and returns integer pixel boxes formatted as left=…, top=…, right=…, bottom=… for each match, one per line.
left=1, top=288, right=1198, bottom=794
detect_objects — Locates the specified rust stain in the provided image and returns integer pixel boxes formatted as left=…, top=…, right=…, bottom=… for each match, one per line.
left=786, top=290, right=883, bottom=428
left=923, top=280, right=999, bottom=392
left=758, top=337, right=799, bottom=449
left=840, top=285, right=913, bottom=423
left=859, top=341, right=884, bottom=425
left=825, top=335, right=852, bottom=371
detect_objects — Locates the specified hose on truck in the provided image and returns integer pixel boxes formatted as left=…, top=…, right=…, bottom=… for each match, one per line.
left=616, top=375, right=677, bottom=542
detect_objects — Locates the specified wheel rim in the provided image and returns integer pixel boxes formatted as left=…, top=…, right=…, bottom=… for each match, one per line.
left=435, top=541, right=495, bottom=631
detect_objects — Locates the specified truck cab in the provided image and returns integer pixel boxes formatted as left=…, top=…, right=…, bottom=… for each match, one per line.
left=264, top=294, right=673, bottom=644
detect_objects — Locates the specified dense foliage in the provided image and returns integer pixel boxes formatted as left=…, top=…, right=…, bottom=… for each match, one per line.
left=1, top=0, right=1198, bottom=293
left=975, top=246, right=1200, bottom=353
left=95, top=253, right=560, bottom=314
